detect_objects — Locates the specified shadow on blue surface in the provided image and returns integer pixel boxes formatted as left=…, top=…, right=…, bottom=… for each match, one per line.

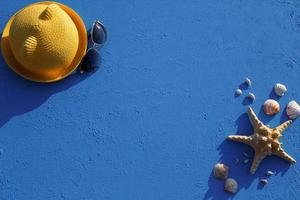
left=236, top=82, right=255, bottom=106
left=0, top=38, right=95, bottom=127
left=242, top=98, right=253, bottom=106
left=269, top=89, right=281, bottom=101
left=203, top=111, right=291, bottom=200
left=280, top=105, right=290, bottom=124
left=238, top=82, right=249, bottom=91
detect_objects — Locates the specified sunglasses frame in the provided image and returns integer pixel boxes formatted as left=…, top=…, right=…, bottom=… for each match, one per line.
left=91, top=20, right=108, bottom=47
left=78, top=20, right=107, bottom=73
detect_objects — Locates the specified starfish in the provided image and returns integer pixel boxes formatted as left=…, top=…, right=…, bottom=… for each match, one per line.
left=228, top=107, right=296, bottom=174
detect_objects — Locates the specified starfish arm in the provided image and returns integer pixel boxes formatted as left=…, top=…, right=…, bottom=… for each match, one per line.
left=250, top=151, right=267, bottom=174
left=274, top=120, right=293, bottom=134
left=247, top=107, right=263, bottom=129
left=273, top=148, right=296, bottom=164
left=228, top=135, right=251, bottom=145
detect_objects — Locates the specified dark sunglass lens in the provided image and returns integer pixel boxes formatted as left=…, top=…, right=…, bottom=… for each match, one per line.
left=92, top=21, right=107, bottom=45
left=80, top=49, right=100, bottom=72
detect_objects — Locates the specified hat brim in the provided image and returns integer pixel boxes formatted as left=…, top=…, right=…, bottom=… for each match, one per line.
left=1, top=1, right=87, bottom=83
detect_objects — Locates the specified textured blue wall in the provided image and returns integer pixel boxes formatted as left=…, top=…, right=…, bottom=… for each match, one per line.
left=1, top=0, right=300, bottom=199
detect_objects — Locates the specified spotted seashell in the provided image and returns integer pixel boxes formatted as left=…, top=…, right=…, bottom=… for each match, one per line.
left=274, top=83, right=287, bottom=97
left=247, top=93, right=256, bottom=101
left=245, top=78, right=251, bottom=87
left=213, top=163, right=229, bottom=180
left=286, top=100, right=300, bottom=119
left=235, top=89, right=242, bottom=96
left=263, top=99, right=280, bottom=115
left=224, top=178, right=238, bottom=193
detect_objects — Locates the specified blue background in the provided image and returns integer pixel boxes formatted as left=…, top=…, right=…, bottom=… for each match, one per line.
left=1, top=0, right=300, bottom=199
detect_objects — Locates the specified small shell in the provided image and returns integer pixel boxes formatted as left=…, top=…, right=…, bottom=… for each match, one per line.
left=244, top=159, right=249, bottom=164
left=247, top=93, right=256, bottom=101
left=245, top=78, right=251, bottom=87
left=274, top=83, right=287, bottom=97
left=266, top=171, right=274, bottom=176
left=224, top=178, right=238, bottom=193
left=235, top=89, right=242, bottom=96
left=286, top=100, right=300, bottom=119
left=213, top=163, right=229, bottom=180
left=260, top=179, right=268, bottom=185
left=263, top=99, right=280, bottom=115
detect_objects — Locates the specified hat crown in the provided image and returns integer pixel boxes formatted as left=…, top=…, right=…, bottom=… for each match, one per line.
left=9, top=3, right=79, bottom=74
left=39, top=4, right=60, bottom=20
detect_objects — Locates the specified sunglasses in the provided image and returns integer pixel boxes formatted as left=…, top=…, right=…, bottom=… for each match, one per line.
left=79, top=20, right=107, bottom=73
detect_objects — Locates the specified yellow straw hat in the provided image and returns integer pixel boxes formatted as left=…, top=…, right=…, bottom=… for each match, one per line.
left=1, top=1, right=87, bottom=82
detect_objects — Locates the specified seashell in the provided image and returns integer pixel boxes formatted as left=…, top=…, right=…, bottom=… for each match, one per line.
left=235, top=89, right=242, bottom=96
left=266, top=171, right=274, bottom=176
left=224, top=178, right=238, bottom=193
left=260, top=179, right=268, bottom=185
left=274, top=83, right=287, bottom=97
left=247, top=93, right=256, bottom=101
left=213, top=163, right=229, bottom=180
left=263, top=99, right=280, bottom=115
left=245, top=78, right=251, bottom=87
left=286, top=100, right=300, bottom=119
left=244, top=159, right=249, bottom=164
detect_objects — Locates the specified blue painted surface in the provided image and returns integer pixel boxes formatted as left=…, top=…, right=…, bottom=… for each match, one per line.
left=1, top=0, right=300, bottom=199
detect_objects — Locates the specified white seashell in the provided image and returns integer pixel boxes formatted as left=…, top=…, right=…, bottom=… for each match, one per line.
left=286, top=100, right=300, bottom=119
left=247, top=93, right=256, bottom=101
left=263, top=99, right=280, bottom=115
left=245, top=78, right=251, bottom=87
left=266, top=171, right=274, bottom=176
left=274, top=83, right=287, bottom=97
left=260, top=179, right=268, bottom=185
left=244, top=159, right=249, bottom=164
left=235, top=89, right=242, bottom=96
left=224, top=178, right=238, bottom=193
left=213, top=163, right=229, bottom=180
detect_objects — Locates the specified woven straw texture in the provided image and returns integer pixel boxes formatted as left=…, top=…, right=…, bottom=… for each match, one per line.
left=9, top=3, right=79, bottom=75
